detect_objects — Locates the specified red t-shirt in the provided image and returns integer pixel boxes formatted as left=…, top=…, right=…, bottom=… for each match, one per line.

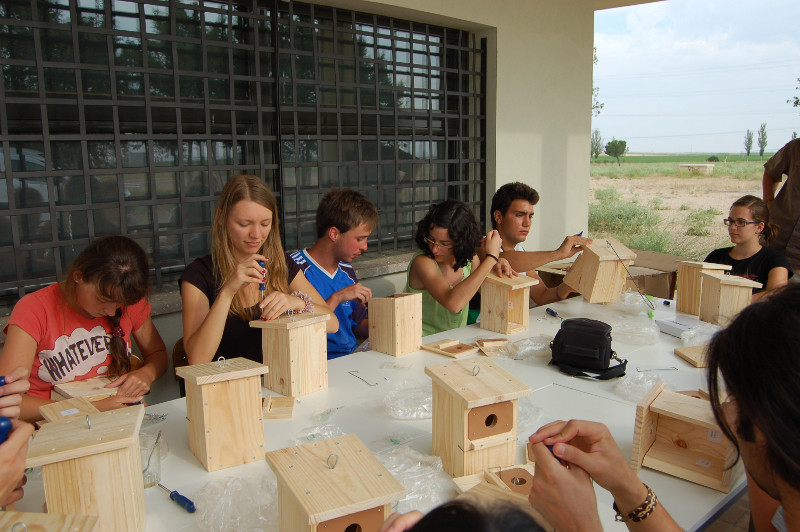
left=5, top=283, right=151, bottom=399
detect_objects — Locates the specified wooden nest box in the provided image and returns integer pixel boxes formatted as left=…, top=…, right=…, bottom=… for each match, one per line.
left=698, top=272, right=761, bottom=326
left=479, top=273, right=539, bottom=334
left=176, top=357, right=269, bottom=472
left=563, top=237, right=636, bottom=304
left=425, top=358, right=531, bottom=477
left=266, top=434, right=405, bottom=532
left=250, top=312, right=330, bottom=397
left=631, top=383, right=737, bottom=492
left=676, top=261, right=732, bottom=316
left=25, top=405, right=146, bottom=532
left=369, top=292, right=422, bottom=356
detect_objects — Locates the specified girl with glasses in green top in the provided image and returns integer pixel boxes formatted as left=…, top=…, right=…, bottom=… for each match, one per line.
left=405, top=200, right=515, bottom=336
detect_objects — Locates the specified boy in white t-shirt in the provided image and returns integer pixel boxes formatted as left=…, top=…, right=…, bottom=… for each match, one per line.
left=491, top=182, right=592, bottom=305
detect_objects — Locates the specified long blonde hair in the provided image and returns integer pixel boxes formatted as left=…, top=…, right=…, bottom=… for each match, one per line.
left=211, top=175, right=289, bottom=320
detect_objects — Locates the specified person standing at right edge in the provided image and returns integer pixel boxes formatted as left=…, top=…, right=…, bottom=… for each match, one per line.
left=763, top=138, right=800, bottom=281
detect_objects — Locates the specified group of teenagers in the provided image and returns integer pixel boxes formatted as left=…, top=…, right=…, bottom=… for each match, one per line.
left=0, top=165, right=798, bottom=530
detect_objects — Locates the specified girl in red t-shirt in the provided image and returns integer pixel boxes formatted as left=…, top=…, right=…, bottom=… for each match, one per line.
left=1, top=236, right=168, bottom=422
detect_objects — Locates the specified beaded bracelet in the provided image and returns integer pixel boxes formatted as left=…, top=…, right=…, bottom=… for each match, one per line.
left=613, top=484, right=658, bottom=523
left=290, top=290, right=314, bottom=314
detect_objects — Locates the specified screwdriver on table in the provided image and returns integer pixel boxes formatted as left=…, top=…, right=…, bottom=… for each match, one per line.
left=545, top=307, right=564, bottom=321
left=157, top=483, right=196, bottom=513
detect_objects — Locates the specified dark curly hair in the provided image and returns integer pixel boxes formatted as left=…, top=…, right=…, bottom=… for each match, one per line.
left=707, top=284, right=800, bottom=493
left=408, top=499, right=546, bottom=532
left=414, top=200, right=482, bottom=271
left=490, top=182, right=540, bottom=229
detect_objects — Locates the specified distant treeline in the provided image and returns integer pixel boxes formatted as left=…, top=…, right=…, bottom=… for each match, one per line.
left=592, top=153, right=775, bottom=164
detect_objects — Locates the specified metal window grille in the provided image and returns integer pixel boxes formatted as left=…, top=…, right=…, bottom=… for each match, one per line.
left=0, top=0, right=485, bottom=306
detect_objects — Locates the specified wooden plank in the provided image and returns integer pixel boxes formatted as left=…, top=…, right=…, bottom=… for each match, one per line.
left=643, top=440, right=732, bottom=493
left=368, top=293, right=422, bottom=357
left=266, top=434, right=405, bottom=524
left=39, top=397, right=100, bottom=423
left=195, top=377, right=265, bottom=471
left=674, top=345, right=709, bottom=368
left=425, top=358, right=531, bottom=408
left=630, top=382, right=663, bottom=471
left=0, top=512, right=99, bottom=531
left=53, top=376, right=116, bottom=400
left=699, top=272, right=760, bottom=326
left=263, top=395, right=295, bottom=419
left=248, top=312, right=330, bottom=330
left=27, top=405, right=144, bottom=468
left=482, top=272, right=539, bottom=290
left=421, top=340, right=479, bottom=359
left=475, top=339, right=508, bottom=348
left=452, top=471, right=485, bottom=494
left=650, top=390, right=719, bottom=430
left=42, top=443, right=146, bottom=532
left=175, top=357, right=268, bottom=386
left=260, top=320, right=328, bottom=397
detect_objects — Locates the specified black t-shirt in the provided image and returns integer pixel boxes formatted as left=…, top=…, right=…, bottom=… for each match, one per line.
left=704, top=246, right=793, bottom=292
left=179, top=253, right=301, bottom=362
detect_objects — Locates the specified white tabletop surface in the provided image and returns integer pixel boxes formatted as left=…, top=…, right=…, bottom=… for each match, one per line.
left=18, top=296, right=744, bottom=531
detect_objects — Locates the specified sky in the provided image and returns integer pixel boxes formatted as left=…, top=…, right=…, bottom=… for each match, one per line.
left=593, top=0, right=800, bottom=154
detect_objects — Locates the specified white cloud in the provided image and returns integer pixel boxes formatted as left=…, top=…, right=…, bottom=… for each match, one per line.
left=593, top=0, right=800, bottom=152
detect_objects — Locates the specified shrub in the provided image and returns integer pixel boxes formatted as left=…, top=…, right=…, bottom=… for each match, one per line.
left=707, top=155, right=719, bottom=162
left=594, top=187, right=620, bottom=203
left=679, top=204, right=690, bottom=211
left=649, top=197, right=669, bottom=210
left=685, top=207, right=719, bottom=236
left=589, top=200, right=658, bottom=235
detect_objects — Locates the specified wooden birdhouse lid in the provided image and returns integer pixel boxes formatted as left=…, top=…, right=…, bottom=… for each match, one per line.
left=424, top=358, right=531, bottom=408
left=699, top=271, right=762, bottom=289
left=26, top=405, right=144, bottom=468
left=249, top=312, right=330, bottom=330
left=175, top=356, right=268, bottom=385
left=580, top=237, right=636, bottom=262
left=482, top=272, right=539, bottom=289
left=53, top=376, right=117, bottom=399
left=265, top=434, right=405, bottom=524
left=0, top=512, right=99, bottom=531
left=678, top=260, right=732, bottom=271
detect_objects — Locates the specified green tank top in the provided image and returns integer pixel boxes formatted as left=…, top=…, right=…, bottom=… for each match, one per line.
left=405, top=251, right=473, bottom=336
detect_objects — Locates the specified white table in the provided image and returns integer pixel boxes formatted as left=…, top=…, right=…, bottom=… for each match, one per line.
left=18, top=297, right=744, bottom=531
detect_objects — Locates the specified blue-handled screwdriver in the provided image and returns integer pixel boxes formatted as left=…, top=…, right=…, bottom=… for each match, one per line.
left=258, top=260, right=266, bottom=299
left=158, top=483, right=196, bottom=513
left=545, top=307, right=564, bottom=321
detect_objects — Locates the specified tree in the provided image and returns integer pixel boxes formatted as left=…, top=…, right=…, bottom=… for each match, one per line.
left=744, top=129, right=754, bottom=160
left=604, top=138, right=627, bottom=166
left=592, top=47, right=604, bottom=117
left=590, top=129, right=603, bottom=160
left=757, top=123, right=768, bottom=160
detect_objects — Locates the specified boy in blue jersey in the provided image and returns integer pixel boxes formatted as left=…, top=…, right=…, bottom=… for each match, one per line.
left=290, top=189, right=378, bottom=359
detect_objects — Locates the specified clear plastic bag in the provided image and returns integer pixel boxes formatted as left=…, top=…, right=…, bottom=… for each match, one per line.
left=681, top=321, right=721, bottom=346
left=377, top=445, right=455, bottom=514
left=517, top=396, right=545, bottom=437
left=611, top=289, right=651, bottom=316
left=195, top=474, right=279, bottom=532
left=383, top=381, right=433, bottom=420
left=497, top=335, right=552, bottom=360
left=609, top=319, right=660, bottom=345
left=285, top=423, right=347, bottom=448
left=614, top=372, right=663, bottom=403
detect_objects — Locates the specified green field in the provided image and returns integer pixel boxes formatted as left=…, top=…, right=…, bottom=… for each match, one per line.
left=590, top=158, right=766, bottom=180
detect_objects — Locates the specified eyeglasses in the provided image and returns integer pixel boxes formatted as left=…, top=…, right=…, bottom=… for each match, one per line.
left=723, top=218, right=760, bottom=228
left=424, top=236, right=454, bottom=249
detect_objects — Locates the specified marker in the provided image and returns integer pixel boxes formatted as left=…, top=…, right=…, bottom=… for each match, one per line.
left=577, top=231, right=583, bottom=237
left=258, top=260, right=266, bottom=302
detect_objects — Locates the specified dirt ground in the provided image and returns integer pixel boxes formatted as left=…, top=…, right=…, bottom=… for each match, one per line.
left=589, top=176, right=763, bottom=258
